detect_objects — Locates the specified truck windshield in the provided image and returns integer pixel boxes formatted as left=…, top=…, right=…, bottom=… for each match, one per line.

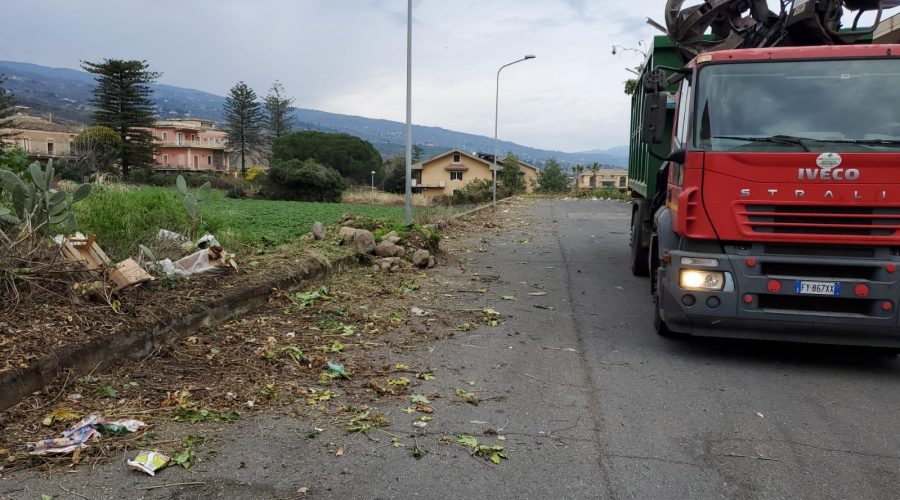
left=695, top=59, right=900, bottom=153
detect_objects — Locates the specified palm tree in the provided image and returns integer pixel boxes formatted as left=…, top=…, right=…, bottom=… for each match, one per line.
left=590, top=162, right=601, bottom=189
left=572, top=164, right=584, bottom=192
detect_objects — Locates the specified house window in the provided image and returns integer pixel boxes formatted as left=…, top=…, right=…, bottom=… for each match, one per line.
left=162, top=132, right=168, bottom=141
left=176, top=132, right=184, bottom=145
left=207, top=155, right=212, bottom=165
left=452, top=154, right=461, bottom=163
left=193, top=155, right=199, bottom=168
left=163, top=154, right=169, bottom=165
left=589, top=176, right=596, bottom=188
left=21, top=138, right=30, bottom=150
left=450, top=171, right=463, bottom=181
left=618, top=176, right=626, bottom=188
left=47, top=141, right=55, bottom=156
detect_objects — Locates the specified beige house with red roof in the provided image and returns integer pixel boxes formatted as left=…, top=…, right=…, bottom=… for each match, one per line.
left=412, top=149, right=539, bottom=196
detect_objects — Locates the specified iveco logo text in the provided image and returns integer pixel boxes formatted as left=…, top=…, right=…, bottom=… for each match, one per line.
left=798, top=152, right=858, bottom=181
left=797, top=168, right=860, bottom=181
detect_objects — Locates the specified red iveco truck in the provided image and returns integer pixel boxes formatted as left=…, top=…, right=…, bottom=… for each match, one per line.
left=628, top=24, right=900, bottom=346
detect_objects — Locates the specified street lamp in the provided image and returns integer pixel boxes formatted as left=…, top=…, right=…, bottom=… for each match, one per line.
left=493, top=54, right=535, bottom=205
left=404, top=0, right=413, bottom=225
left=371, top=170, right=376, bottom=202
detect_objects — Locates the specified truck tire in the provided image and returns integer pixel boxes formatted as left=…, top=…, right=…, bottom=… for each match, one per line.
left=651, top=234, right=680, bottom=338
left=630, top=208, right=649, bottom=277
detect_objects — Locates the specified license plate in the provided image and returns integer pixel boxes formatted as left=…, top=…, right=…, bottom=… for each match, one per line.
left=794, top=280, right=841, bottom=296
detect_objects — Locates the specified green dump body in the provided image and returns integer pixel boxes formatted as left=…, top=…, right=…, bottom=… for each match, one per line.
left=627, top=35, right=684, bottom=199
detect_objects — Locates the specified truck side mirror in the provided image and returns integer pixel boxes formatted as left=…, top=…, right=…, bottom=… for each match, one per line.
left=641, top=93, right=668, bottom=145
left=643, top=68, right=667, bottom=94
left=666, top=149, right=686, bottom=164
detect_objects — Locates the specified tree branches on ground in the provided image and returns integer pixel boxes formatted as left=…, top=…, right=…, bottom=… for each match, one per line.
left=536, top=158, right=569, bottom=193
left=497, top=153, right=526, bottom=198
left=264, top=81, right=295, bottom=144
left=272, top=130, right=383, bottom=185
left=81, top=59, right=160, bottom=179
left=0, top=75, right=18, bottom=153
left=223, top=82, right=267, bottom=176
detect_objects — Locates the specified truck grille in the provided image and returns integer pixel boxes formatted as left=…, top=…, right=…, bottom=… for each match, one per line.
left=740, top=205, right=900, bottom=238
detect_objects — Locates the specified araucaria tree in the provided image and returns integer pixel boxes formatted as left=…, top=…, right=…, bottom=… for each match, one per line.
left=264, top=81, right=294, bottom=143
left=0, top=75, right=18, bottom=153
left=223, top=82, right=266, bottom=176
left=81, top=60, right=160, bottom=179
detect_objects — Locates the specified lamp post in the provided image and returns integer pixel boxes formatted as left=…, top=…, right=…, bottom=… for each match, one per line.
left=371, top=170, right=376, bottom=202
left=493, top=55, right=535, bottom=205
left=404, top=0, right=413, bottom=226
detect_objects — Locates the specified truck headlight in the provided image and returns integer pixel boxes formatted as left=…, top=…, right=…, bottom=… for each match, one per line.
left=679, top=269, right=725, bottom=291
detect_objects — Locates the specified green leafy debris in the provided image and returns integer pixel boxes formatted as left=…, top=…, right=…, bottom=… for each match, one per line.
left=293, top=286, right=333, bottom=308
left=174, top=408, right=240, bottom=424
left=454, top=388, right=480, bottom=406
left=456, top=435, right=508, bottom=464
left=410, top=394, right=431, bottom=405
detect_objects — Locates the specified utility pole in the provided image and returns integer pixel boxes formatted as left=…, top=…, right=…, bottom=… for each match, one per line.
left=404, top=0, right=413, bottom=226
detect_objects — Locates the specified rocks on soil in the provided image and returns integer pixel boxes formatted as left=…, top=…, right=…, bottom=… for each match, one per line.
left=375, top=240, right=405, bottom=258
left=412, top=249, right=435, bottom=269
left=311, top=221, right=326, bottom=240
left=353, top=229, right=376, bottom=255
left=338, top=226, right=358, bottom=243
left=373, top=257, right=405, bottom=273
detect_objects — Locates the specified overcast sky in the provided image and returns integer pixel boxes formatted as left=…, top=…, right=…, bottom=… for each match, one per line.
left=0, top=1, right=893, bottom=152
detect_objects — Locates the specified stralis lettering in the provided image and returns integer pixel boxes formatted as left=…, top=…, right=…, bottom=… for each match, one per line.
left=797, top=167, right=860, bottom=181
left=740, top=188, right=888, bottom=200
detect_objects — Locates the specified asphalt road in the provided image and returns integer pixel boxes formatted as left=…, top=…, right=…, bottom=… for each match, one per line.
left=8, top=199, right=900, bottom=499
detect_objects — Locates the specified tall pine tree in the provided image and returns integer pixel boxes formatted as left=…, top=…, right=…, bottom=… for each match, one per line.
left=223, top=82, right=266, bottom=175
left=81, top=59, right=160, bottom=178
left=264, top=81, right=294, bottom=144
left=0, top=75, right=17, bottom=153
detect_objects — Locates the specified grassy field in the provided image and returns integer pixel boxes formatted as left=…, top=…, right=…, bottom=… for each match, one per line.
left=77, top=187, right=471, bottom=260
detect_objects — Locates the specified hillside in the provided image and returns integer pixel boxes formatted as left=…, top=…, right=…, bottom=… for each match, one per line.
left=0, top=60, right=628, bottom=167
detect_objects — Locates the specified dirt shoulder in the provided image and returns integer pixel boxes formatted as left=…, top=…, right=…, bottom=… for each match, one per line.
left=0, top=198, right=535, bottom=479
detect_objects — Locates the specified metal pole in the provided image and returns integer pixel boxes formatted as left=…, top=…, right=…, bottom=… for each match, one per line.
left=493, top=55, right=535, bottom=206
left=493, top=69, right=500, bottom=206
left=404, top=0, right=413, bottom=226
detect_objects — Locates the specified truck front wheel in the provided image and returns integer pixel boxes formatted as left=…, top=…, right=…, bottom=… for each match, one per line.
left=630, top=208, right=649, bottom=277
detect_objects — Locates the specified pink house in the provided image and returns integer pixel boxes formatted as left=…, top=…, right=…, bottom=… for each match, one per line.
left=150, top=119, right=230, bottom=172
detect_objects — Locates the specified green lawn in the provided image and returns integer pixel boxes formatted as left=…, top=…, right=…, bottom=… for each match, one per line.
left=77, top=187, right=469, bottom=259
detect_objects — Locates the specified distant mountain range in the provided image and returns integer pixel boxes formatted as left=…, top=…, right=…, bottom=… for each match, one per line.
left=0, top=60, right=628, bottom=168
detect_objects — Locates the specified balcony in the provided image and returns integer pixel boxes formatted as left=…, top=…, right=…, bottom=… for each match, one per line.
left=411, top=179, right=445, bottom=188
left=157, top=140, right=226, bottom=150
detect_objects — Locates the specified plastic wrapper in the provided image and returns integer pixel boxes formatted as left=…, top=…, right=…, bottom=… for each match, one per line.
left=128, top=451, right=171, bottom=476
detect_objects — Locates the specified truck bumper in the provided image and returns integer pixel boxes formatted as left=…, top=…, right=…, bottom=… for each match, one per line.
left=659, top=249, right=900, bottom=348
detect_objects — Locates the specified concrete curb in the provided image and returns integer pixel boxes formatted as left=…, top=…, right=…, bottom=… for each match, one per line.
left=0, top=253, right=358, bottom=412
left=434, top=196, right=514, bottom=229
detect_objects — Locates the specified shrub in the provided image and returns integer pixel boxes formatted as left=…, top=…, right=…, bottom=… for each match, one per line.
left=497, top=153, right=526, bottom=198
left=227, top=185, right=246, bottom=199
left=143, top=171, right=240, bottom=191
left=71, top=126, right=123, bottom=175
left=272, top=130, right=383, bottom=184
left=451, top=178, right=493, bottom=205
left=75, top=186, right=222, bottom=260
left=536, top=159, right=569, bottom=193
left=265, top=159, right=346, bottom=202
